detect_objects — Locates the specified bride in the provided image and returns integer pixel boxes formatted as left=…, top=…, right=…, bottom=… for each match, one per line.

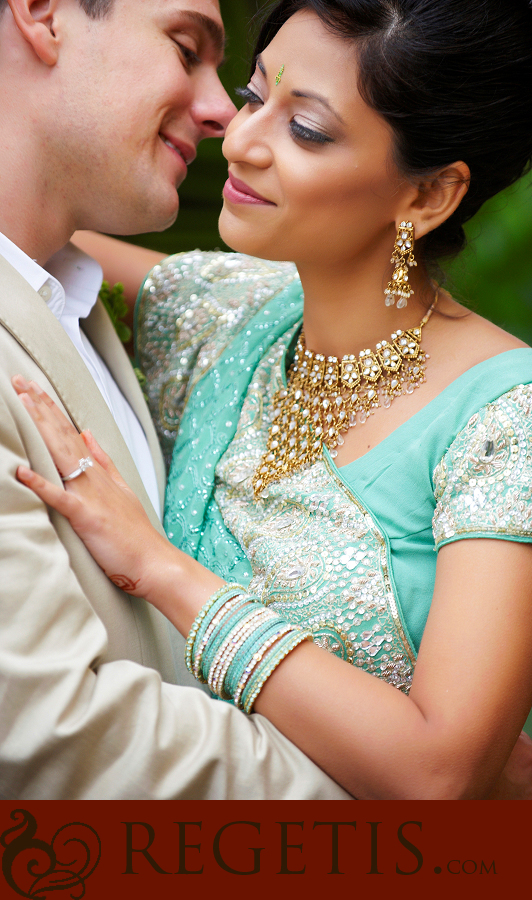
left=14, top=0, right=532, bottom=798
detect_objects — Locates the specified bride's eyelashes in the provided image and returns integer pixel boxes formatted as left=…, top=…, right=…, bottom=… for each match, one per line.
left=235, top=85, right=263, bottom=105
left=289, top=120, right=334, bottom=145
left=235, top=86, right=334, bottom=146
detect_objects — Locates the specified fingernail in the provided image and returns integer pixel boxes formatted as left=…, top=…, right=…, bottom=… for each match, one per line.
left=12, top=374, right=30, bottom=390
left=20, top=392, right=36, bottom=408
left=17, top=465, right=32, bottom=480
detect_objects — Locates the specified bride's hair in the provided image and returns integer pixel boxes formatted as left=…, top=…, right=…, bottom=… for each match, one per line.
left=254, top=0, right=532, bottom=264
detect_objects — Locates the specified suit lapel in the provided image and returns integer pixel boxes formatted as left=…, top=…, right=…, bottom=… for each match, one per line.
left=0, top=255, right=163, bottom=529
left=82, top=298, right=166, bottom=506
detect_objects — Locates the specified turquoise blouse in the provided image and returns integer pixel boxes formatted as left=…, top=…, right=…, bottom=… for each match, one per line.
left=136, top=251, right=532, bottom=695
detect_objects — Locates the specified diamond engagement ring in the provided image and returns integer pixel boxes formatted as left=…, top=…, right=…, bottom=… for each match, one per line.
left=61, top=457, right=94, bottom=482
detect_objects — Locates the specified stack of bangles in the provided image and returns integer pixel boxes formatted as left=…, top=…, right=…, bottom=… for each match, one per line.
left=185, top=584, right=313, bottom=714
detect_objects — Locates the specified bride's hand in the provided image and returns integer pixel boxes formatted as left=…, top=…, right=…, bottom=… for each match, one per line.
left=12, top=375, right=172, bottom=599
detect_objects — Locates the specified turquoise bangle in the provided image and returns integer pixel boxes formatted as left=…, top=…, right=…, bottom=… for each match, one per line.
left=232, top=622, right=294, bottom=709
left=192, top=594, right=251, bottom=681
left=224, top=618, right=283, bottom=698
left=201, top=605, right=265, bottom=683
left=191, top=585, right=246, bottom=665
left=241, top=630, right=313, bottom=715
left=184, top=583, right=245, bottom=676
left=214, top=614, right=281, bottom=699
left=224, top=617, right=287, bottom=699
left=208, top=609, right=278, bottom=697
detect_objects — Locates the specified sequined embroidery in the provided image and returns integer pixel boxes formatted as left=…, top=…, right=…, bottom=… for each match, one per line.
left=136, top=251, right=297, bottom=466
left=433, top=385, right=532, bottom=546
left=137, top=251, right=532, bottom=698
left=215, top=333, right=416, bottom=693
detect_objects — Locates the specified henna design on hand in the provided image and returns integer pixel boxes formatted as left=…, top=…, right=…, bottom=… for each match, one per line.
left=109, top=575, right=140, bottom=591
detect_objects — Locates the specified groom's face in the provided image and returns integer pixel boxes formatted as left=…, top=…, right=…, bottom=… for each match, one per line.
left=59, top=0, right=235, bottom=235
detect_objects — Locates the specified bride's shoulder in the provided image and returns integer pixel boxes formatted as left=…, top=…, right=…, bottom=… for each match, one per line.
left=141, top=250, right=297, bottom=297
left=459, top=309, right=528, bottom=354
left=136, top=249, right=298, bottom=350
left=136, top=250, right=298, bottom=349
left=425, top=291, right=530, bottom=383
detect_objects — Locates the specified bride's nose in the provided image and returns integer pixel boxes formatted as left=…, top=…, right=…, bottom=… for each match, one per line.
left=222, top=108, right=273, bottom=169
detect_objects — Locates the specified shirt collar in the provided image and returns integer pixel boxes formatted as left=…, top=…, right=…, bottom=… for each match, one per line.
left=0, top=231, right=50, bottom=293
left=46, top=242, right=103, bottom=321
left=0, top=231, right=102, bottom=321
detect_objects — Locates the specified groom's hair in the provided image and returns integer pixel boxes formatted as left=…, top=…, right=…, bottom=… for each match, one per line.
left=0, top=0, right=114, bottom=16
left=75, top=0, right=114, bottom=14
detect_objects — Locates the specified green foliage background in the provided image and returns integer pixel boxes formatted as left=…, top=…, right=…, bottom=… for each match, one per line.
left=126, top=0, right=532, bottom=344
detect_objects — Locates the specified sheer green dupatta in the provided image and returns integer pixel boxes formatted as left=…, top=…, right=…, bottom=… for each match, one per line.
left=135, top=251, right=303, bottom=559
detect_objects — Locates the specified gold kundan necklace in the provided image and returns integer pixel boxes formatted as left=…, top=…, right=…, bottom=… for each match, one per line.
left=253, top=296, right=437, bottom=497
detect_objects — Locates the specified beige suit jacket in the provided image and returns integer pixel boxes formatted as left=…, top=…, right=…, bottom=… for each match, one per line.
left=0, top=255, right=349, bottom=799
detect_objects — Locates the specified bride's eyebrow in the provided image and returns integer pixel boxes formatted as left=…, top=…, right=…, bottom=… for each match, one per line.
left=291, top=89, right=345, bottom=125
left=256, top=53, right=344, bottom=125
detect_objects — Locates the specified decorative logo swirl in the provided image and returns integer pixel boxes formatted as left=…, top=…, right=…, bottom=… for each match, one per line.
left=1, top=809, right=101, bottom=899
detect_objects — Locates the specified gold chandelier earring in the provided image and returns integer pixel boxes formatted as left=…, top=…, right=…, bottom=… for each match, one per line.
left=384, top=221, right=417, bottom=309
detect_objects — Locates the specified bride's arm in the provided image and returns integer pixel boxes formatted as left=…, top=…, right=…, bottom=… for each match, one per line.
left=71, top=232, right=166, bottom=311
left=254, top=536, right=532, bottom=799
left=13, top=377, right=532, bottom=800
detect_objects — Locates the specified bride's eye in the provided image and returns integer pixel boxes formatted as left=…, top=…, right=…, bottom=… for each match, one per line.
left=235, top=85, right=263, bottom=106
left=234, top=86, right=334, bottom=146
left=290, top=120, right=333, bottom=145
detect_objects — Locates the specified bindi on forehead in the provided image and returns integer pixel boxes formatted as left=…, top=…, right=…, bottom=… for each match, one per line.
left=255, top=53, right=345, bottom=125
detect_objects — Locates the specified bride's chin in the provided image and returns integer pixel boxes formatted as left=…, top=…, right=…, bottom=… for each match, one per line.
left=217, top=205, right=277, bottom=260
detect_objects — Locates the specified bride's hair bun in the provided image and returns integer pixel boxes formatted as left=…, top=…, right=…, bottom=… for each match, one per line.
left=256, top=0, right=532, bottom=265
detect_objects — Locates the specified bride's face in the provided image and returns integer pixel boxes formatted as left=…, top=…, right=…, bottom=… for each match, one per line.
left=219, top=11, right=411, bottom=268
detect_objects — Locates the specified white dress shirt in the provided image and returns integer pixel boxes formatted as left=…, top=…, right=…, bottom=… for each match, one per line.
left=0, top=232, right=161, bottom=518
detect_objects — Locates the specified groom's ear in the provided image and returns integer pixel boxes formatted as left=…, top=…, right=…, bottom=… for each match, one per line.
left=7, top=0, right=60, bottom=67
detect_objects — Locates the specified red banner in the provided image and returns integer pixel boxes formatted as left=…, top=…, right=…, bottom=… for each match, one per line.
left=0, top=800, right=527, bottom=896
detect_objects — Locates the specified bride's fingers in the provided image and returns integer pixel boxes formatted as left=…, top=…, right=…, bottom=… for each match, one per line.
left=81, top=431, right=130, bottom=492
left=17, top=465, right=84, bottom=521
left=14, top=379, right=143, bottom=530
left=13, top=376, right=88, bottom=477
left=12, top=376, right=65, bottom=421
left=15, top=378, right=77, bottom=434
left=14, top=381, right=129, bottom=492
left=18, top=391, right=85, bottom=478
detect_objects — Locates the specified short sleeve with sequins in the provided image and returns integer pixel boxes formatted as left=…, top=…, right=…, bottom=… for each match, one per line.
left=432, top=384, right=532, bottom=549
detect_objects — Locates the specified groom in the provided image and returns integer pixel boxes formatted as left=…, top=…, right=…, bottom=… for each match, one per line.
left=0, top=0, right=350, bottom=799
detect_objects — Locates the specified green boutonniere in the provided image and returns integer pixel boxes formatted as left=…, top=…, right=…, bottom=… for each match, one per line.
left=98, top=280, right=131, bottom=344
left=99, top=280, right=148, bottom=399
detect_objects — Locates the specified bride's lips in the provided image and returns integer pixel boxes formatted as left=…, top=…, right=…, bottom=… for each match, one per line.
left=223, top=172, right=275, bottom=205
